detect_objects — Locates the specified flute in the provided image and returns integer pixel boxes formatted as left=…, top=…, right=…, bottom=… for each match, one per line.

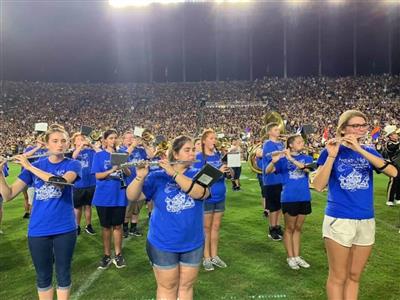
left=118, top=160, right=200, bottom=168
left=3, top=151, right=72, bottom=162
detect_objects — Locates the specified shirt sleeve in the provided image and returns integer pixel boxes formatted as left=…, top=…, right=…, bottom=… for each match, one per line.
left=316, top=149, right=328, bottom=166
left=67, top=159, right=82, bottom=181
left=142, top=172, right=157, bottom=200
left=18, top=168, right=33, bottom=186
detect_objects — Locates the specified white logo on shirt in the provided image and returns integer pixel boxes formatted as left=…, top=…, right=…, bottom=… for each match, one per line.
left=337, top=158, right=370, bottom=191
left=80, top=153, right=89, bottom=168
left=164, top=182, right=195, bottom=214
left=35, top=183, right=63, bottom=201
left=288, top=160, right=306, bottom=180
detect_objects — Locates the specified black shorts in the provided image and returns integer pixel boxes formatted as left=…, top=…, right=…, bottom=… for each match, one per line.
left=282, top=201, right=312, bottom=216
left=73, top=187, right=95, bottom=208
left=263, top=184, right=282, bottom=212
left=232, top=167, right=242, bottom=180
left=96, top=206, right=126, bottom=228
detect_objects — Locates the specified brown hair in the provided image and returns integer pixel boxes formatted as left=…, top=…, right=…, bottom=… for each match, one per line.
left=336, top=110, right=367, bottom=137
left=286, top=134, right=303, bottom=150
left=201, top=128, right=216, bottom=157
left=265, top=122, right=279, bottom=138
left=168, top=135, right=193, bottom=162
left=103, top=129, right=118, bottom=140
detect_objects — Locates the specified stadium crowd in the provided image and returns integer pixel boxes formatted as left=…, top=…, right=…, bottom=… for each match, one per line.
left=0, top=74, right=399, bottom=153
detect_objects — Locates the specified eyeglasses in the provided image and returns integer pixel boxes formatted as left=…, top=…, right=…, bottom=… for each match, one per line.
left=346, top=123, right=369, bottom=129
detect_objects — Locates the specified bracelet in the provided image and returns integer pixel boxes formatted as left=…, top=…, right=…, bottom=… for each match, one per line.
left=135, top=176, right=143, bottom=182
left=172, top=171, right=179, bottom=181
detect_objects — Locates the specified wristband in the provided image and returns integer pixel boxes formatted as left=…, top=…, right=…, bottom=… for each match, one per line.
left=376, top=161, right=390, bottom=172
left=135, top=176, right=143, bottom=182
left=172, top=171, right=179, bottom=181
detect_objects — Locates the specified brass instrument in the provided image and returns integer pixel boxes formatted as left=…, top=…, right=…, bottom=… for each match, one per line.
left=154, top=140, right=170, bottom=158
left=247, top=111, right=287, bottom=174
left=141, top=129, right=155, bottom=146
left=89, top=130, right=103, bottom=142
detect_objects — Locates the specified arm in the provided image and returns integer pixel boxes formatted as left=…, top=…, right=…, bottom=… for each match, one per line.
left=126, top=166, right=148, bottom=202
left=266, top=152, right=285, bottom=174
left=95, top=166, right=118, bottom=180
left=312, top=139, right=340, bottom=192
left=23, top=144, right=43, bottom=158
left=72, top=146, right=83, bottom=159
left=343, top=136, right=398, bottom=178
left=0, top=166, right=27, bottom=201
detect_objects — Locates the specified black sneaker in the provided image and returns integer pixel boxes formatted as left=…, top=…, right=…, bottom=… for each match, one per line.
left=77, top=225, right=81, bottom=236
left=276, top=225, right=284, bottom=238
left=113, top=254, right=126, bottom=269
left=129, top=227, right=142, bottom=237
left=22, top=212, right=30, bottom=219
left=85, top=224, right=96, bottom=235
left=268, top=227, right=282, bottom=241
left=98, top=255, right=112, bottom=270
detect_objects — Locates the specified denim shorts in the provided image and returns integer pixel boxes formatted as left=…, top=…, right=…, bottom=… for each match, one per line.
left=146, top=240, right=204, bottom=269
left=204, top=201, right=225, bottom=214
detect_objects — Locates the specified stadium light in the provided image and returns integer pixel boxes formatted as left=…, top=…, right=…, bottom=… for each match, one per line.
left=285, top=0, right=309, bottom=5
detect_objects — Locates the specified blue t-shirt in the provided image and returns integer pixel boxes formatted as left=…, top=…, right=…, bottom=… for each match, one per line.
left=317, top=145, right=381, bottom=219
left=18, top=158, right=81, bottom=237
left=91, top=150, right=127, bottom=207
left=194, top=152, right=226, bottom=203
left=73, top=148, right=96, bottom=189
left=262, top=140, right=284, bottom=186
left=143, top=168, right=204, bottom=252
left=24, top=146, right=48, bottom=163
left=118, top=145, right=148, bottom=184
left=275, top=154, right=313, bottom=202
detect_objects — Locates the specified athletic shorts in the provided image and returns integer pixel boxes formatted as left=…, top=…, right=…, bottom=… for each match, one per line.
left=73, top=187, right=95, bottom=208
left=96, top=206, right=126, bottom=228
left=282, top=201, right=311, bottom=216
left=263, top=184, right=282, bottom=212
left=322, top=215, right=375, bottom=247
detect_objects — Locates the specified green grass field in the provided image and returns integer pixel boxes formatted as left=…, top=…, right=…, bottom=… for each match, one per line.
left=0, top=163, right=399, bottom=300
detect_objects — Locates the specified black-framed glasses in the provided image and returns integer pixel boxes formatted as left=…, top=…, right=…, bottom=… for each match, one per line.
left=346, top=123, right=369, bottom=129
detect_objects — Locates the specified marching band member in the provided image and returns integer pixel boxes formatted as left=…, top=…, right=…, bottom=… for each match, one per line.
left=194, top=129, right=230, bottom=271
left=229, top=137, right=242, bottom=191
left=194, top=138, right=202, bottom=154
left=313, top=110, right=398, bottom=300
left=126, top=135, right=209, bottom=300
left=71, top=132, right=98, bottom=235
left=119, top=130, right=153, bottom=238
left=262, top=122, right=285, bottom=241
left=381, top=125, right=400, bottom=206
left=266, top=134, right=313, bottom=270
left=0, top=126, right=81, bottom=300
left=91, top=129, right=130, bottom=269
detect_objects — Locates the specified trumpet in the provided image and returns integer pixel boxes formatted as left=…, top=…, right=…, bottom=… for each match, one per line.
left=118, top=159, right=200, bottom=169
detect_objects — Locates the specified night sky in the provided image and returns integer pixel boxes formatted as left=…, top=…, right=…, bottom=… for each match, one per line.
left=1, top=1, right=399, bottom=83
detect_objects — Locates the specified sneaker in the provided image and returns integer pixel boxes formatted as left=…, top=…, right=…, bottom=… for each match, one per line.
left=395, top=200, right=400, bottom=205
left=22, top=212, right=30, bottom=219
left=268, top=227, right=282, bottom=241
left=129, top=227, right=142, bottom=237
left=85, top=224, right=96, bottom=235
left=276, top=226, right=284, bottom=238
left=98, top=255, right=112, bottom=270
left=113, top=254, right=126, bottom=269
left=203, top=258, right=215, bottom=271
left=263, top=210, right=269, bottom=219
left=287, top=257, right=300, bottom=270
left=295, top=256, right=310, bottom=268
left=77, top=225, right=81, bottom=236
left=386, top=201, right=394, bottom=206
left=211, top=256, right=227, bottom=268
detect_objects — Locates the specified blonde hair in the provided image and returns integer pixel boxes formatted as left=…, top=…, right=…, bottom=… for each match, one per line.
left=71, top=132, right=83, bottom=146
left=44, top=125, right=68, bottom=143
left=336, top=110, right=367, bottom=137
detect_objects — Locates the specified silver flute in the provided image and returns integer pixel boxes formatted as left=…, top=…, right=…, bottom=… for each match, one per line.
left=119, top=160, right=200, bottom=168
left=3, top=151, right=72, bottom=162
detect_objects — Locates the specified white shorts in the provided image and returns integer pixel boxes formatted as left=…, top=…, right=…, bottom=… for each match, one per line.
left=322, top=215, right=375, bottom=247
left=27, top=187, right=35, bottom=205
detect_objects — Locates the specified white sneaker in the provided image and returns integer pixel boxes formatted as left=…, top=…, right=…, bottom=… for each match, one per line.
left=386, top=201, right=394, bottom=206
left=211, top=256, right=227, bottom=268
left=394, top=200, right=400, bottom=205
left=287, top=257, right=300, bottom=270
left=295, top=256, right=310, bottom=268
left=203, top=258, right=214, bottom=271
